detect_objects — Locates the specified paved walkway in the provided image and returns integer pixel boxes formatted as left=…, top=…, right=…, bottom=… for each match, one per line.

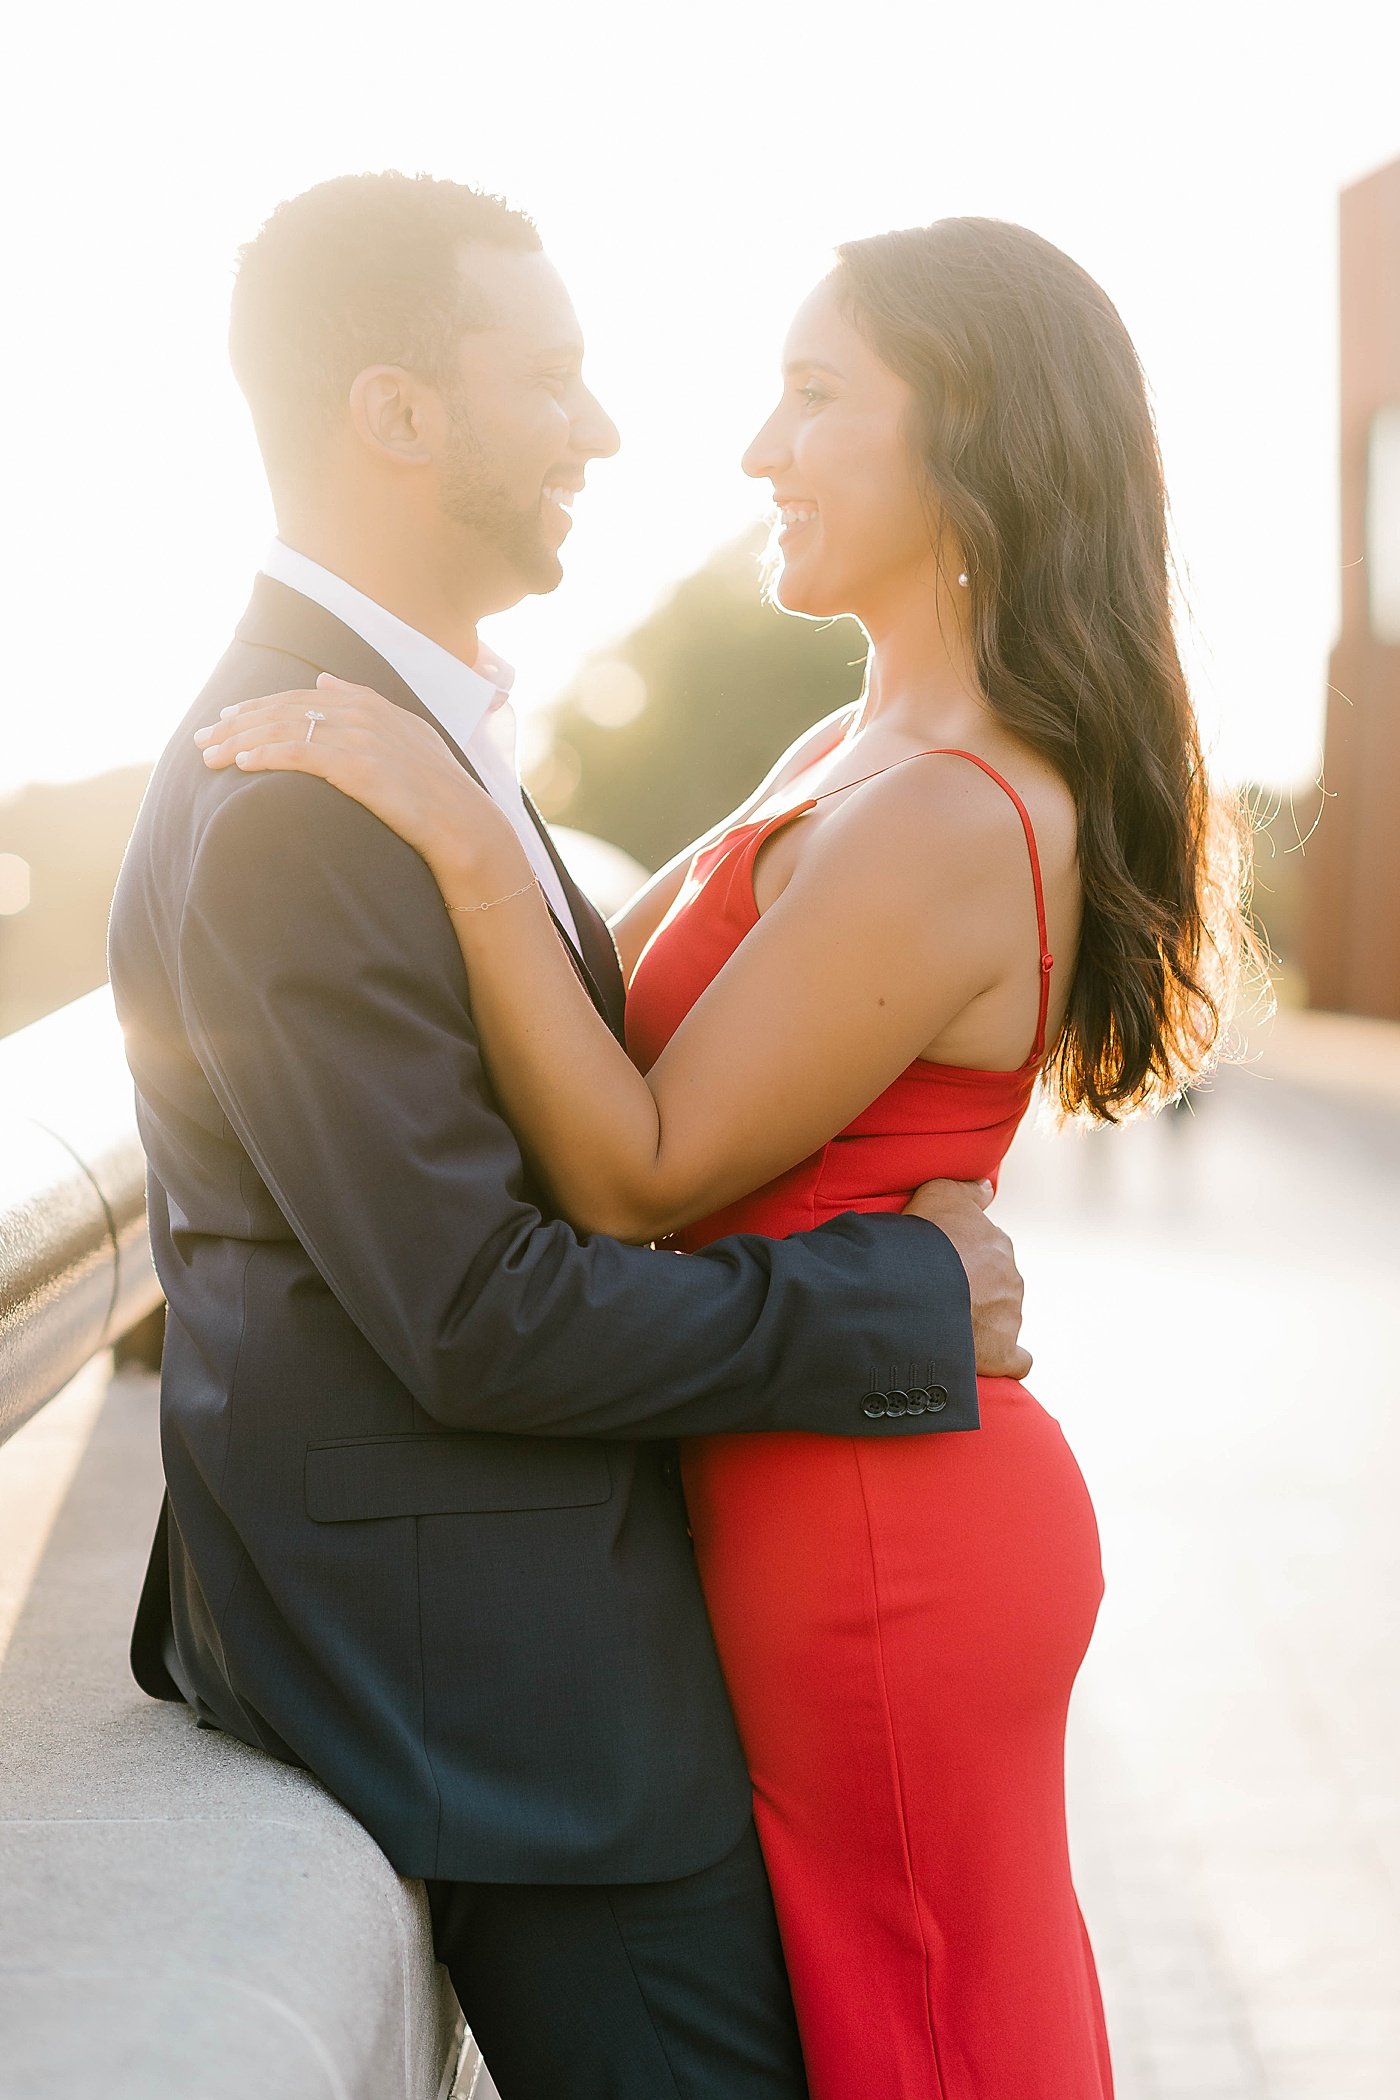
left=998, top=1022, right=1400, bottom=2099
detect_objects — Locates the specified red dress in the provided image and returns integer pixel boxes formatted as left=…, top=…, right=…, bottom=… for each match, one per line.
left=626, top=750, right=1113, bottom=2100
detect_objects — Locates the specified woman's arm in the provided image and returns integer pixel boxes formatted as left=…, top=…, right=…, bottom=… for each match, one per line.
left=609, top=703, right=856, bottom=981
left=198, top=683, right=1020, bottom=1244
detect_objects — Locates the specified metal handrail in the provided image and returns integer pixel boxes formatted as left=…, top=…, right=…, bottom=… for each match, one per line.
left=0, top=829, right=647, bottom=1454
left=0, top=987, right=161, bottom=1447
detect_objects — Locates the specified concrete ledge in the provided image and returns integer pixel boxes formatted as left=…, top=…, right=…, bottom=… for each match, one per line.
left=0, top=1361, right=485, bottom=2100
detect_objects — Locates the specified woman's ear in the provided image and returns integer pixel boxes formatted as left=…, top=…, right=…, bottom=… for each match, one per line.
left=347, top=365, right=435, bottom=467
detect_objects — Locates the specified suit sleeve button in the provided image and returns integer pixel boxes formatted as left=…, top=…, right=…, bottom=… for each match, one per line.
left=861, top=1395, right=888, bottom=1419
left=928, top=1385, right=949, bottom=1411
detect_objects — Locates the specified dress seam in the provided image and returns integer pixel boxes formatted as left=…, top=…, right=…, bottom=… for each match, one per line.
left=850, top=1440, right=949, bottom=2100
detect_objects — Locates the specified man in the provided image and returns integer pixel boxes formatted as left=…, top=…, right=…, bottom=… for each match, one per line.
left=110, top=172, right=1027, bottom=2100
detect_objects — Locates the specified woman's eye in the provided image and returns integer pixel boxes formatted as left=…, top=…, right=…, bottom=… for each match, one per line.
left=798, top=385, right=829, bottom=409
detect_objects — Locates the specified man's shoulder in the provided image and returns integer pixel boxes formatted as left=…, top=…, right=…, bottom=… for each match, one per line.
left=119, top=635, right=352, bottom=908
left=137, top=636, right=322, bottom=829
left=116, top=618, right=445, bottom=977
left=178, top=635, right=323, bottom=748
left=178, top=647, right=445, bottom=920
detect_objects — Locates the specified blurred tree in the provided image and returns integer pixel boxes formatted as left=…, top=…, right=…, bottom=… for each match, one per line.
left=529, top=528, right=868, bottom=871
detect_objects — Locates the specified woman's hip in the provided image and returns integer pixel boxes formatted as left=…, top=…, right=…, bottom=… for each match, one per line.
left=682, top=1383, right=1105, bottom=1722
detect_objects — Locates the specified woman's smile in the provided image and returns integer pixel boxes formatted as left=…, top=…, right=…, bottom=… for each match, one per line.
left=776, top=500, right=819, bottom=547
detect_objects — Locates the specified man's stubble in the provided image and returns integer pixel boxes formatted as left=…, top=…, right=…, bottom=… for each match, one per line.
left=438, top=384, right=562, bottom=596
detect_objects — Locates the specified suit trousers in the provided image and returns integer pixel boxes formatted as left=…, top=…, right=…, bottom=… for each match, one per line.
left=427, top=1821, right=809, bottom=2100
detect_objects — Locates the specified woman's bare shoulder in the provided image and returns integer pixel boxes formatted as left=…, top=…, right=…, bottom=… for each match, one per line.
left=797, top=741, right=1076, bottom=932
left=867, top=741, right=1075, bottom=868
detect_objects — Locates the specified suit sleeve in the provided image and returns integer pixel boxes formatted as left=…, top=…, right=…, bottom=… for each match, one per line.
left=176, top=771, right=978, bottom=1441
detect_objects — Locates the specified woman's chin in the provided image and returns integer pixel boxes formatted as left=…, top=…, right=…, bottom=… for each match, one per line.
left=771, top=570, right=845, bottom=621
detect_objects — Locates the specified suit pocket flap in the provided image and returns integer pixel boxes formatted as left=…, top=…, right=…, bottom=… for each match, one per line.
left=304, top=1434, right=612, bottom=1522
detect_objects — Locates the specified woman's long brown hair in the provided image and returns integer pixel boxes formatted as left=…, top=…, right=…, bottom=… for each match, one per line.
left=836, top=218, right=1258, bottom=1119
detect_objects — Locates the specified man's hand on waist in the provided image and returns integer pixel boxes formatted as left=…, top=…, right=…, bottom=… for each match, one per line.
left=902, top=1178, right=1031, bottom=1381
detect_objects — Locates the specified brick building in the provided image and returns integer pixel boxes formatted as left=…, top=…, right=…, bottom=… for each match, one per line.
left=1306, top=155, right=1400, bottom=1017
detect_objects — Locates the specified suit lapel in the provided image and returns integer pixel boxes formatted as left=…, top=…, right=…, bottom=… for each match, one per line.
left=520, top=789, right=628, bottom=1041
left=236, top=576, right=621, bottom=1034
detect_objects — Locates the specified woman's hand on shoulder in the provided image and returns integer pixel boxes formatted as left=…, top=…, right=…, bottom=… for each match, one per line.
left=194, top=675, right=528, bottom=899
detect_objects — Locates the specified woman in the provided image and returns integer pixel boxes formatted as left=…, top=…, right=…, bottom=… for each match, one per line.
left=197, top=218, right=1248, bottom=2098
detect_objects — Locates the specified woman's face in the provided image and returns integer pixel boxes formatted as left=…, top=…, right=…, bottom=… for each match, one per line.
left=743, top=276, right=938, bottom=622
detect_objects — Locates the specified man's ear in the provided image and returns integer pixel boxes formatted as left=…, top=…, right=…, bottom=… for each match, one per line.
left=347, top=365, right=436, bottom=466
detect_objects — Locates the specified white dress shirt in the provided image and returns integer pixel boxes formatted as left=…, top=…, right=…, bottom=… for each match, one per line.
left=260, top=540, right=581, bottom=949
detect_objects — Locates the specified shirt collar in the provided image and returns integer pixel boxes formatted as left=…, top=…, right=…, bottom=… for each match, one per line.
left=260, top=540, right=515, bottom=751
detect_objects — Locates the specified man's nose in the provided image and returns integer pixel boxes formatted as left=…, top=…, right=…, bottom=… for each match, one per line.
left=575, top=389, right=621, bottom=460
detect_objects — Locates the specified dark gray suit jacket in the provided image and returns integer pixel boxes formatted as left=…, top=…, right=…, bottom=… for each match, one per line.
left=109, top=575, right=978, bottom=1884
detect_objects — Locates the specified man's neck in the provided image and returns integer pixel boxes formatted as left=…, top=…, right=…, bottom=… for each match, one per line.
left=275, top=515, right=497, bottom=668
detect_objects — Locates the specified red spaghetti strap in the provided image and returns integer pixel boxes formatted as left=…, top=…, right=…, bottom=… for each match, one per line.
left=807, top=748, right=1054, bottom=1063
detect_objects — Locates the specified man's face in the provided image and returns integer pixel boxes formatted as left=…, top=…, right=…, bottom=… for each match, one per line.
left=434, top=247, right=619, bottom=596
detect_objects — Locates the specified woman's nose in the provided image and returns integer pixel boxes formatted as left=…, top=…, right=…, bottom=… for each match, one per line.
left=742, top=410, right=787, bottom=481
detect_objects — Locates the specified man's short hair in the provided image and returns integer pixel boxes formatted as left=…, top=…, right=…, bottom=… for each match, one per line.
left=229, top=171, right=541, bottom=492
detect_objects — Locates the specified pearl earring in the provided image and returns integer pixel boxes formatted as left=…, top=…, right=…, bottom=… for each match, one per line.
left=957, top=571, right=970, bottom=588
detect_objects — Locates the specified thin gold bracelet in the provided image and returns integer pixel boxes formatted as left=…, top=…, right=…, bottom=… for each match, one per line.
left=446, top=875, right=541, bottom=915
